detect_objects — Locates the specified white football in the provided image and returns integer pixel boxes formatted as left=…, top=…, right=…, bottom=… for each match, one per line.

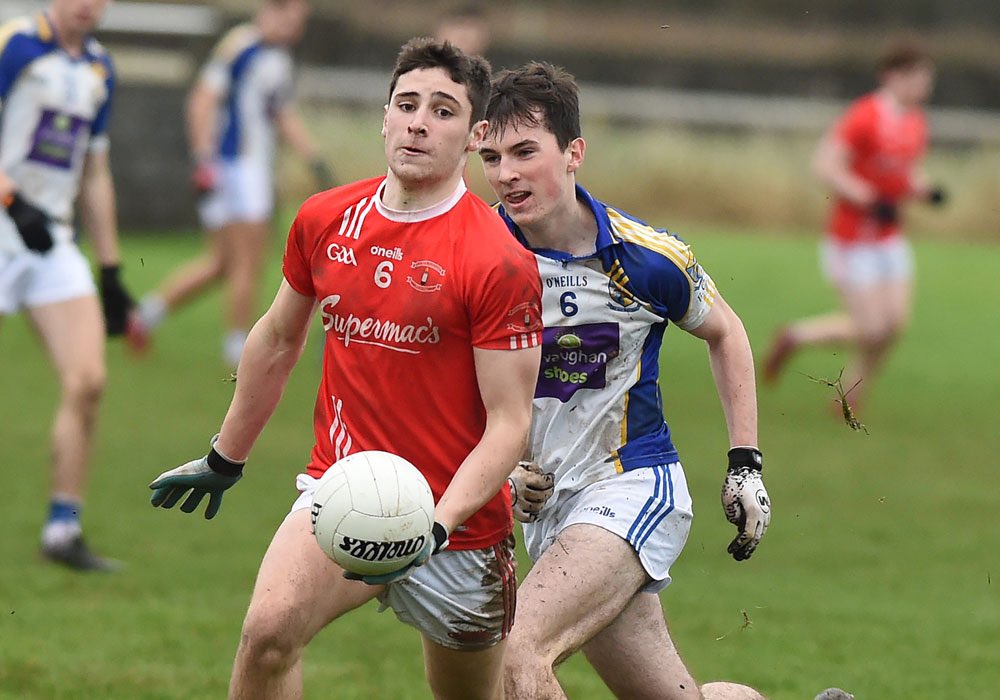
left=310, top=451, right=435, bottom=576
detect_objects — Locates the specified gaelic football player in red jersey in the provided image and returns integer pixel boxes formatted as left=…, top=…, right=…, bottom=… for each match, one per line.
left=763, top=39, right=945, bottom=414
left=148, top=38, right=542, bottom=700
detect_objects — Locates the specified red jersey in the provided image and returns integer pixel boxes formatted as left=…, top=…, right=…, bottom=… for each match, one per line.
left=283, top=176, right=542, bottom=550
left=828, top=92, right=928, bottom=242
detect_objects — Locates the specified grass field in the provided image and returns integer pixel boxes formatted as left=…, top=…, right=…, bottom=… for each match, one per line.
left=1, top=226, right=997, bottom=699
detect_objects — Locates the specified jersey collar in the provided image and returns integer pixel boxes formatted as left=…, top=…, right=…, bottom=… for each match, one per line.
left=498, top=184, right=618, bottom=261
left=374, top=177, right=467, bottom=223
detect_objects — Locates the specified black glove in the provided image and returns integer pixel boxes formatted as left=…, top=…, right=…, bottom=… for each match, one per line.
left=6, top=193, right=54, bottom=253
left=927, top=186, right=947, bottom=207
left=871, top=200, right=898, bottom=226
left=99, top=265, right=135, bottom=336
left=309, top=158, right=336, bottom=190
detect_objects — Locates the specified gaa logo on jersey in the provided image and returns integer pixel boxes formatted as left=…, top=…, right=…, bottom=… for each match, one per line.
left=407, top=260, right=446, bottom=293
left=327, top=243, right=358, bottom=266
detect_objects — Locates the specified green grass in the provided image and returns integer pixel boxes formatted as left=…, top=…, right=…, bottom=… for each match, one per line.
left=1, top=227, right=997, bottom=699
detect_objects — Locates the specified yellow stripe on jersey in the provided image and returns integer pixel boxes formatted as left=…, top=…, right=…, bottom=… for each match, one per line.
left=615, top=363, right=637, bottom=474
left=607, top=209, right=691, bottom=271
left=35, top=14, right=53, bottom=43
left=210, top=24, right=257, bottom=63
left=607, top=207, right=719, bottom=316
left=0, top=17, right=33, bottom=55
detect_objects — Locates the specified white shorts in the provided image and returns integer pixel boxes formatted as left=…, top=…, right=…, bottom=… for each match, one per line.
left=0, top=243, right=95, bottom=315
left=290, top=474, right=517, bottom=651
left=523, top=462, right=694, bottom=594
left=821, top=236, right=914, bottom=288
left=198, top=157, right=273, bottom=230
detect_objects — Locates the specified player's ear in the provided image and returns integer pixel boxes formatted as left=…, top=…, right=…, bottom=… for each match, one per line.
left=567, top=137, right=586, bottom=173
left=381, top=105, right=388, bottom=137
left=466, top=119, right=488, bottom=153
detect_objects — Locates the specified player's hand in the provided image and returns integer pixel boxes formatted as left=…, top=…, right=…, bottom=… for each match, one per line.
left=99, top=265, right=136, bottom=336
left=871, top=199, right=898, bottom=225
left=721, top=447, right=771, bottom=561
left=149, top=435, right=244, bottom=520
left=191, top=161, right=217, bottom=194
left=927, top=186, right=948, bottom=206
left=5, top=192, right=54, bottom=253
left=309, top=158, right=336, bottom=190
left=509, top=460, right=554, bottom=523
left=343, top=522, right=449, bottom=585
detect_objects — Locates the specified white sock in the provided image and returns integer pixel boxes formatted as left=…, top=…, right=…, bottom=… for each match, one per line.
left=223, top=330, right=248, bottom=369
left=138, top=294, right=167, bottom=330
left=42, top=520, right=82, bottom=548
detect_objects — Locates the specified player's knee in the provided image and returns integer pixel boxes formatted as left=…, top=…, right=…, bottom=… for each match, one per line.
left=502, top=642, right=553, bottom=696
left=237, top=612, right=302, bottom=674
left=62, top=367, right=106, bottom=407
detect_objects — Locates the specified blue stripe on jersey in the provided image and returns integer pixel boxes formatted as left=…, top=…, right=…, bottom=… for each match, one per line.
left=626, top=464, right=675, bottom=550
left=617, top=322, right=678, bottom=470
left=0, top=26, right=56, bottom=102
left=85, top=43, right=115, bottom=137
left=601, top=228, right=693, bottom=324
left=219, top=43, right=262, bottom=159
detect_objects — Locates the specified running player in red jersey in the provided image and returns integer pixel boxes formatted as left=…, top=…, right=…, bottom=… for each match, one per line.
left=762, top=40, right=945, bottom=414
left=147, top=38, right=542, bottom=700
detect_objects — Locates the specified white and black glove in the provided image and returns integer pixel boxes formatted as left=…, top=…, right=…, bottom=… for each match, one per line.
left=509, top=460, right=554, bottom=523
left=720, top=447, right=771, bottom=561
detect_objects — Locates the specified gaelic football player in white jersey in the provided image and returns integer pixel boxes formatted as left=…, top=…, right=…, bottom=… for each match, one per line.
left=481, top=62, right=772, bottom=699
left=132, top=0, right=334, bottom=368
left=0, top=0, right=138, bottom=570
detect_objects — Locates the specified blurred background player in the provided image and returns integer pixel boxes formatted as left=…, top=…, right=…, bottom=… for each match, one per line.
left=483, top=62, right=769, bottom=700
left=131, top=0, right=334, bottom=368
left=0, top=0, right=137, bottom=571
left=147, top=38, right=542, bottom=699
left=762, top=39, right=946, bottom=413
left=434, top=2, right=490, bottom=56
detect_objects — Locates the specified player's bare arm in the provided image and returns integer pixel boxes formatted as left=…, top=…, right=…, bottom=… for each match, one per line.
left=812, top=131, right=875, bottom=207
left=434, top=345, right=540, bottom=533
left=185, top=80, right=221, bottom=164
left=78, top=149, right=120, bottom=266
left=275, top=105, right=335, bottom=188
left=686, top=295, right=757, bottom=447
left=215, top=280, right=316, bottom=461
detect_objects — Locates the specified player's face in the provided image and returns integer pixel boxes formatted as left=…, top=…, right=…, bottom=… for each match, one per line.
left=261, top=0, right=309, bottom=45
left=886, top=62, right=935, bottom=107
left=479, top=118, right=584, bottom=230
left=382, top=67, right=486, bottom=189
left=50, top=0, right=110, bottom=36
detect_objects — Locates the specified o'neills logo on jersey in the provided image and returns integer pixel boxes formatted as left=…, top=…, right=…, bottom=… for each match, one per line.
left=407, top=260, right=446, bottom=293
left=319, top=294, right=441, bottom=353
left=338, top=534, right=426, bottom=562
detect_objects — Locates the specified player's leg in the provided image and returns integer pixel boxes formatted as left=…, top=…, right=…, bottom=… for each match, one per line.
left=134, top=228, right=226, bottom=333
left=583, top=592, right=764, bottom=700
left=422, top=637, right=506, bottom=700
left=380, top=535, right=517, bottom=699
left=218, top=219, right=270, bottom=367
left=582, top=592, right=699, bottom=699
left=28, top=292, right=113, bottom=569
left=229, top=508, right=382, bottom=700
left=762, top=240, right=861, bottom=382
left=504, top=523, right=650, bottom=699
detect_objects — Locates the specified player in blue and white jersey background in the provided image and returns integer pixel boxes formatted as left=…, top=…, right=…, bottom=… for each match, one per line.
left=133, top=0, right=334, bottom=368
left=0, top=0, right=137, bottom=571
left=481, top=62, right=771, bottom=699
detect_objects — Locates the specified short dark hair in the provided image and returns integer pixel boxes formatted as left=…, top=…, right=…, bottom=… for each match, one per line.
left=389, top=37, right=492, bottom=125
left=486, top=62, right=581, bottom=151
left=878, top=38, right=932, bottom=74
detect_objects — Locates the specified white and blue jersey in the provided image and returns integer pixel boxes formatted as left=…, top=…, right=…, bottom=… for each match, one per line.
left=201, top=24, right=294, bottom=168
left=497, top=185, right=717, bottom=507
left=0, top=14, right=114, bottom=254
